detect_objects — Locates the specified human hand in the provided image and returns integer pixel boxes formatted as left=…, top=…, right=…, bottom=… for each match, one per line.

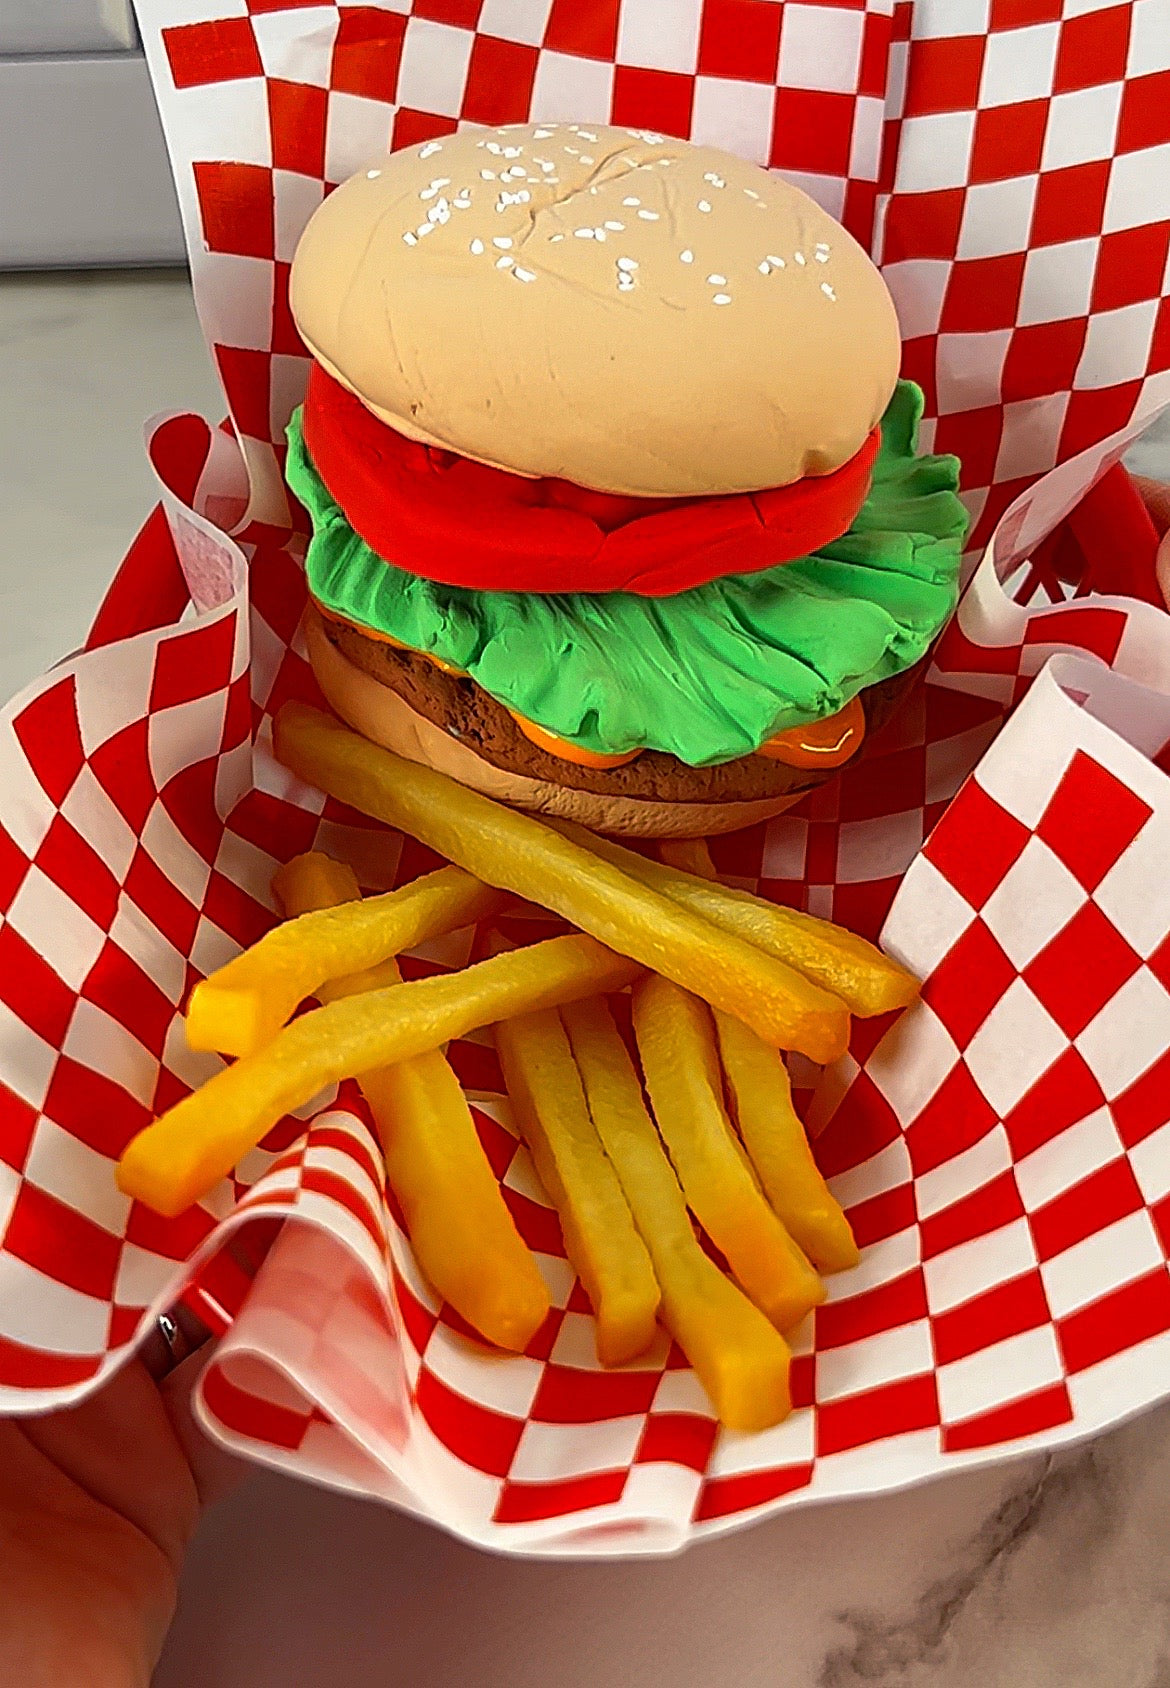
left=0, top=1312, right=243, bottom=1688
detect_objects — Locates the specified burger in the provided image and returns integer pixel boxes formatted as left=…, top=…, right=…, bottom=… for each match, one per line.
left=286, top=123, right=965, bottom=837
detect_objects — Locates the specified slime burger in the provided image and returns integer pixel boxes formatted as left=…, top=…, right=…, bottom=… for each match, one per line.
left=287, top=124, right=966, bottom=836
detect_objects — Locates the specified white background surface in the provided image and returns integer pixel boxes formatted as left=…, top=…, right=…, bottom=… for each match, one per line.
left=4, top=268, right=1170, bottom=1686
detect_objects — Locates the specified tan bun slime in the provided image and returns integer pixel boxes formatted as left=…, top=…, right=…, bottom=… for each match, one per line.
left=271, top=853, right=549, bottom=1353
left=273, top=704, right=851, bottom=1062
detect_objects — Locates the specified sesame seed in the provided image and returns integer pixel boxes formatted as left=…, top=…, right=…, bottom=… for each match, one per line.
left=548, top=233, right=565, bottom=242
left=496, top=255, right=514, bottom=269
left=758, top=261, right=770, bottom=274
left=574, top=227, right=595, bottom=238
left=617, top=272, right=635, bottom=292
left=534, top=128, right=554, bottom=139
left=419, top=142, right=443, bottom=159
left=453, top=195, right=471, bottom=209
left=617, top=257, right=638, bottom=271
left=513, top=267, right=537, bottom=282
left=578, top=130, right=598, bottom=142
left=815, top=249, right=830, bottom=263
left=402, top=232, right=417, bottom=246
left=622, top=197, right=640, bottom=207
left=492, top=236, right=512, bottom=248
left=680, top=248, right=694, bottom=263
left=712, top=293, right=731, bottom=305
left=821, top=282, right=837, bottom=300
left=580, top=156, right=594, bottom=165
left=366, top=169, right=381, bottom=180
left=707, top=273, right=727, bottom=285
left=794, top=252, right=806, bottom=265
left=698, top=199, right=712, bottom=213
left=481, top=170, right=496, bottom=180
left=564, top=146, right=580, bottom=156
left=502, top=146, right=522, bottom=158
left=744, top=188, right=759, bottom=200
left=604, top=220, right=625, bottom=231
left=703, top=172, right=726, bottom=188
left=470, top=239, right=484, bottom=255
left=416, top=223, right=434, bottom=238
left=766, top=255, right=786, bottom=268
left=638, top=209, right=659, bottom=221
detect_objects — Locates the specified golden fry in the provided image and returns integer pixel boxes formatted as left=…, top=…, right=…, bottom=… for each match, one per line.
left=273, top=852, right=549, bottom=1352
left=493, top=1008, right=659, bottom=1367
left=273, top=704, right=850, bottom=1062
left=561, top=997, right=792, bottom=1431
left=631, top=974, right=825, bottom=1333
left=657, top=837, right=719, bottom=878
left=562, top=818, right=918, bottom=1018
left=187, top=859, right=507, bottom=1057
left=713, top=1009, right=859, bottom=1275
left=117, top=934, right=640, bottom=1218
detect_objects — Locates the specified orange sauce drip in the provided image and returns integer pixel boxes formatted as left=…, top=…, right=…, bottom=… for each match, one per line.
left=756, top=696, right=865, bottom=769
left=509, top=712, right=643, bottom=769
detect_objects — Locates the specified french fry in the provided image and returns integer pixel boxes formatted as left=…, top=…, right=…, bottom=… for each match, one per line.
left=187, top=861, right=508, bottom=1057
left=273, top=704, right=850, bottom=1063
left=117, top=934, right=641, bottom=1218
left=658, top=839, right=859, bottom=1273
left=493, top=1008, right=659, bottom=1366
left=631, top=974, right=825, bottom=1333
left=658, top=838, right=720, bottom=878
left=713, top=1009, right=859, bottom=1275
left=272, top=853, right=549, bottom=1352
left=561, top=997, right=792, bottom=1430
left=564, top=819, right=918, bottom=1019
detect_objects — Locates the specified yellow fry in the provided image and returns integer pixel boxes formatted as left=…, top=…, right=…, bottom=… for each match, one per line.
left=273, top=853, right=549, bottom=1352
left=493, top=1009, right=659, bottom=1367
left=187, top=859, right=507, bottom=1057
left=658, top=838, right=718, bottom=878
left=117, top=934, right=640, bottom=1218
left=273, top=704, right=850, bottom=1063
left=713, top=1009, right=859, bottom=1276
left=562, top=818, right=918, bottom=1019
left=631, top=974, right=825, bottom=1334
left=561, top=997, right=792, bottom=1431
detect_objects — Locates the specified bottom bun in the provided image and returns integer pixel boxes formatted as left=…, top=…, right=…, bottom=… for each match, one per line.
left=306, top=609, right=805, bottom=837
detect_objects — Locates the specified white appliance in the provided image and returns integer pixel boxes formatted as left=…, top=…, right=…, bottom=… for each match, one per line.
left=0, top=1, right=184, bottom=266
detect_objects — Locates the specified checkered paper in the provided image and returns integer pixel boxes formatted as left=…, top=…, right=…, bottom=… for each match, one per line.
left=0, top=0, right=1166, bottom=1555
left=1, top=385, right=1168, bottom=1553
left=134, top=0, right=1170, bottom=557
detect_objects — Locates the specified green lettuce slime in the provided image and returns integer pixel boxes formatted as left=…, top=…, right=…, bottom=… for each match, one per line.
left=287, top=381, right=966, bottom=767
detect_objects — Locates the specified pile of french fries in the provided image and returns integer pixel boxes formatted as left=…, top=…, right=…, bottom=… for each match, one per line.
left=116, top=703, right=919, bottom=1431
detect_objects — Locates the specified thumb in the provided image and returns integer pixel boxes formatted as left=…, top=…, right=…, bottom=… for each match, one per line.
left=161, top=1347, right=251, bottom=1510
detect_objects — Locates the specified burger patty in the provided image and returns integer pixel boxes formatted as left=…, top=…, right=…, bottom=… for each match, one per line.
left=319, top=612, right=917, bottom=805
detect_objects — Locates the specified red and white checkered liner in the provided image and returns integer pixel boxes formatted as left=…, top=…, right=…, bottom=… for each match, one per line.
left=136, top=0, right=1170, bottom=556
left=0, top=0, right=1167, bottom=1554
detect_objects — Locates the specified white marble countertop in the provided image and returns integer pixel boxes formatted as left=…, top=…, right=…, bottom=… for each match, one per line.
left=4, top=268, right=1170, bottom=1688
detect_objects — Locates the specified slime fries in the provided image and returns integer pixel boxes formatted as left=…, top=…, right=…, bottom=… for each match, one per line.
left=632, top=974, right=825, bottom=1333
left=273, top=853, right=549, bottom=1352
left=561, top=997, right=793, bottom=1430
left=117, top=934, right=640, bottom=1217
left=188, top=862, right=507, bottom=1057
left=273, top=704, right=850, bottom=1062
left=573, top=823, right=918, bottom=1018
left=657, top=839, right=859, bottom=1274
left=714, top=1010, right=859, bottom=1275
left=494, top=1008, right=659, bottom=1366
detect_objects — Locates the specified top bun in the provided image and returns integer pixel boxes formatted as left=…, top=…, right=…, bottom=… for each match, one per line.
left=290, top=123, right=900, bottom=500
